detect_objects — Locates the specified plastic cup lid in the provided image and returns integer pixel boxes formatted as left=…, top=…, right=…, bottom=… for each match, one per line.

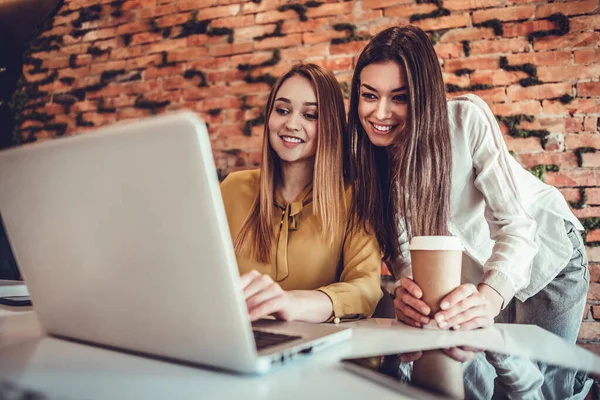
left=408, top=236, right=464, bottom=251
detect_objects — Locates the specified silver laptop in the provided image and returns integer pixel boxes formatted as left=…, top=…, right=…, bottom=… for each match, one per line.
left=0, top=111, right=351, bottom=374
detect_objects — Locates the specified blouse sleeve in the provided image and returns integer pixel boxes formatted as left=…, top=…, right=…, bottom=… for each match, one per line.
left=317, top=224, right=383, bottom=321
left=390, top=218, right=411, bottom=280
left=458, top=94, right=538, bottom=306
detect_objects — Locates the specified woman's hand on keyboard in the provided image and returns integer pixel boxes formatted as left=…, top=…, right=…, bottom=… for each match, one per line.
left=241, top=270, right=295, bottom=322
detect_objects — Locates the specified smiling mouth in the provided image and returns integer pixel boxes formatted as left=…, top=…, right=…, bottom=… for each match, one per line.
left=280, top=135, right=305, bottom=144
left=370, top=122, right=397, bottom=135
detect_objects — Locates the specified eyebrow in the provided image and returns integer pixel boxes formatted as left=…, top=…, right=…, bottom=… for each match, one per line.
left=274, top=97, right=318, bottom=106
left=361, top=83, right=407, bottom=93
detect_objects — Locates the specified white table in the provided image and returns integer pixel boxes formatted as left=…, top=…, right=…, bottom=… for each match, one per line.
left=1, top=308, right=599, bottom=400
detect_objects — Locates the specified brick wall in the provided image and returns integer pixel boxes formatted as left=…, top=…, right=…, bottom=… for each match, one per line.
left=10, top=0, right=600, bottom=350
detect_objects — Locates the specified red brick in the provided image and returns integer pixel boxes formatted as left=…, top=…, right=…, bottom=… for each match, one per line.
left=543, top=99, right=600, bottom=115
left=168, top=47, right=209, bottom=61
left=241, top=0, right=278, bottom=15
left=384, top=3, right=437, bottom=18
left=363, top=0, right=412, bottom=9
left=156, top=12, right=191, bottom=27
left=183, top=86, right=227, bottom=100
left=117, top=108, right=154, bottom=120
left=211, top=14, right=254, bottom=28
left=591, top=305, right=600, bottom=320
left=228, top=134, right=263, bottom=150
left=330, top=10, right=383, bottom=25
left=254, top=33, right=302, bottom=50
left=196, top=97, right=241, bottom=111
left=111, top=45, right=149, bottom=60
left=146, top=38, right=188, bottom=54
left=302, top=30, right=346, bottom=45
left=330, top=40, right=368, bottom=56
left=116, top=21, right=148, bottom=35
left=206, top=70, right=245, bottom=84
left=313, top=57, right=354, bottom=72
left=144, top=65, right=185, bottom=79
left=138, top=4, right=177, bottom=18
left=587, top=246, right=600, bottom=263
left=503, top=135, right=543, bottom=153
left=252, top=62, right=295, bottom=78
left=282, top=19, right=328, bottom=34
left=471, top=70, right=528, bottom=86
left=306, top=2, right=353, bottom=18
left=545, top=169, right=600, bottom=187
left=121, top=0, right=156, bottom=11
left=231, top=50, right=277, bottom=67
left=507, top=82, right=573, bottom=102
left=89, top=60, right=127, bottom=74
left=187, top=35, right=222, bottom=47
left=189, top=57, right=230, bottom=69
left=523, top=117, right=577, bottom=134
left=227, top=82, right=270, bottom=96
left=472, top=5, right=534, bottom=23
left=503, top=20, right=555, bottom=38
left=582, top=153, right=600, bottom=168
left=558, top=188, right=581, bottom=203
left=443, top=73, right=470, bottom=87
left=590, top=263, right=600, bottom=282
left=538, top=65, right=600, bottom=84
left=449, top=87, right=505, bottom=103
left=444, top=56, right=498, bottom=72
left=439, top=27, right=496, bottom=43
left=571, top=15, right=600, bottom=32
left=366, top=21, right=402, bottom=36
left=43, top=57, right=70, bottom=69
left=491, top=100, right=541, bottom=115
left=575, top=49, right=600, bottom=65
left=444, top=0, right=502, bottom=11
left=209, top=42, right=253, bottom=57
left=584, top=117, right=598, bottom=132
left=588, top=189, right=600, bottom=205
left=82, top=27, right=117, bottom=42
left=534, top=31, right=600, bottom=51
left=255, top=9, right=297, bottom=24
left=517, top=152, right=578, bottom=169
left=469, top=38, right=529, bottom=55
left=125, top=54, right=161, bottom=68
left=130, top=31, right=163, bottom=46
left=506, top=51, right=571, bottom=67
left=213, top=124, right=244, bottom=137
left=578, top=82, right=600, bottom=97
left=586, top=284, right=600, bottom=302
left=177, top=0, right=216, bottom=11
left=565, top=133, right=600, bottom=151
left=234, top=24, right=275, bottom=41
left=535, top=0, right=598, bottom=18
left=412, top=13, right=470, bottom=31
left=434, top=43, right=464, bottom=59
left=280, top=43, right=328, bottom=61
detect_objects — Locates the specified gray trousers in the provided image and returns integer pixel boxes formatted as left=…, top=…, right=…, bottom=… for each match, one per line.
left=465, top=220, right=592, bottom=399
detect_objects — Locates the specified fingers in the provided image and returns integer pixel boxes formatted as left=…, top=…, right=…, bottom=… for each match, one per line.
left=242, top=272, right=275, bottom=300
left=240, top=269, right=261, bottom=289
left=434, top=292, right=487, bottom=328
left=398, top=277, right=424, bottom=299
left=248, top=294, right=287, bottom=322
left=393, top=287, right=431, bottom=328
left=442, top=347, right=480, bottom=363
left=399, top=351, right=422, bottom=363
left=438, top=283, right=478, bottom=311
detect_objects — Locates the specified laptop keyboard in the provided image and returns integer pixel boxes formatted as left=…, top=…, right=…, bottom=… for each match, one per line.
left=253, top=330, right=301, bottom=351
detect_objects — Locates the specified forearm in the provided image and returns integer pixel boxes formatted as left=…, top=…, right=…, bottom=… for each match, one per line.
left=287, top=290, right=334, bottom=323
left=477, top=283, right=503, bottom=317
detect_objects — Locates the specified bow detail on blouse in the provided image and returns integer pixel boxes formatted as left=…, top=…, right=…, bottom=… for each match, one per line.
left=273, top=184, right=313, bottom=282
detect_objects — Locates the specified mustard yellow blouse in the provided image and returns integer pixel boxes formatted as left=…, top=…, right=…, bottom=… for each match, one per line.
left=220, top=169, right=382, bottom=321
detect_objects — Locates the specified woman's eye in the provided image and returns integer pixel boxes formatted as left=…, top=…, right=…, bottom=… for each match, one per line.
left=304, top=113, right=317, bottom=120
left=275, top=108, right=290, bottom=115
left=393, top=94, right=408, bottom=102
left=361, top=92, right=376, bottom=100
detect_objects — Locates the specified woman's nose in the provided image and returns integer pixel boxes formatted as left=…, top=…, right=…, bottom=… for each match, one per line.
left=285, top=113, right=301, bottom=131
left=375, top=100, right=392, bottom=120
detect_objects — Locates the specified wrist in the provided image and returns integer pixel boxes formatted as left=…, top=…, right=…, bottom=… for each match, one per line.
left=477, top=283, right=503, bottom=317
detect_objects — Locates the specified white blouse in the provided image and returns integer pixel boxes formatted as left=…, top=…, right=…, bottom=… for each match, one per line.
left=392, top=94, right=583, bottom=307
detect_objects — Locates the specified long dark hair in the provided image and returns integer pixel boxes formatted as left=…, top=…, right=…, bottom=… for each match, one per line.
left=235, top=63, right=348, bottom=263
left=349, top=25, right=452, bottom=266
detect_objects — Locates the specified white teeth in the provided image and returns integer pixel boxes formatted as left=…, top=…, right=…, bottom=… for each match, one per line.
left=282, top=136, right=303, bottom=143
left=373, top=123, right=392, bottom=132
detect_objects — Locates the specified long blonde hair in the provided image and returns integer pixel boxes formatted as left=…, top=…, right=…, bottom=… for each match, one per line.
left=234, top=63, right=349, bottom=263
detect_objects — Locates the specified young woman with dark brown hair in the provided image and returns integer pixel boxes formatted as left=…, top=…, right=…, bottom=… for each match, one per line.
left=221, top=63, right=382, bottom=323
left=348, top=25, right=588, bottom=344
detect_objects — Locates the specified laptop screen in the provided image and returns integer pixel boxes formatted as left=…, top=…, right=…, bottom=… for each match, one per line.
left=0, top=212, right=20, bottom=281
left=342, top=347, right=592, bottom=399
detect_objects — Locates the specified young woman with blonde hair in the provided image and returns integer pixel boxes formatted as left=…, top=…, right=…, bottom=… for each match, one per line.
left=221, top=63, right=382, bottom=323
